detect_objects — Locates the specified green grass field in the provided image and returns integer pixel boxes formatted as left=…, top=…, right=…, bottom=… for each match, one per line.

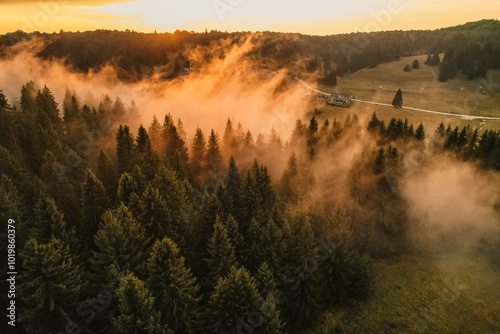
left=304, top=57, right=500, bottom=333
left=310, top=253, right=500, bottom=334
left=312, top=54, right=500, bottom=132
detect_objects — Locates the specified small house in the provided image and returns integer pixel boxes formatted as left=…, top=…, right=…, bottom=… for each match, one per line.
left=328, top=93, right=352, bottom=107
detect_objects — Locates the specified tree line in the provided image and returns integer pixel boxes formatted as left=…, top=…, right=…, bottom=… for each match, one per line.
left=2, top=20, right=500, bottom=84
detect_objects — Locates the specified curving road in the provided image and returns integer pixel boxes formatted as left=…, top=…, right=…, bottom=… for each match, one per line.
left=295, top=77, right=500, bottom=121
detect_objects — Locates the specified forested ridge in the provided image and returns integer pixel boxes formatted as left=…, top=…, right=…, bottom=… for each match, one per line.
left=1, top=79, right=500, bottom=333
left=1, top=19, right=500, bottom=84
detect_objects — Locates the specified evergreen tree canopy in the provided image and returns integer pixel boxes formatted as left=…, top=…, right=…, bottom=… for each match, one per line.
left=80, top=169, right=111, bottom=254
left=19, top=238, right=86, bottom=334
left=208, top=266, right=282, bottom=334
left=112, top=272, right=172, bottom=334
left=147, top=238, right=201, bottom=333
left=205, top=216, right=238, bottom=288
left=92, top=204, right=149, bottom=282
left=116, top=125, right=136, bottom=174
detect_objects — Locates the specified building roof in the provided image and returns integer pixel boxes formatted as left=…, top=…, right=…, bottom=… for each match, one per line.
left=331, top=93, right=350, bottom=100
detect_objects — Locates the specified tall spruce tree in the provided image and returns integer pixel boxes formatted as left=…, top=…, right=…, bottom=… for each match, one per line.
left=206, top=129, right=224, bottom=180
left=116, top=125, right=136, bottom=174
left=80, top=169, right=111, bottom=255
left=147, top=238, right=201, bottom=333
left=205, top=216, right=238, bottom=288
left=19, top=238, right=86, bottom=334
left=190, top=127, right=207, bottom=188
left=92, top=204, right=149, bottom=282
left=31, top=195, right=78, bottom=250
left=96, top=149, right=118, bottom=201
left=224, top=157, right=242, bottom=218
left=208, top=266, right=282, bottom=334
left=137, top=183, right=183, bottom=247
left=117, top=172, right=141, bottom=205
left=148, top=115, right=163, bottom=154
left=163, top=115, right=189, bottom=178
left=135, top=125, right=159, bottom=180
left=112, top=272, right=172, bottom=334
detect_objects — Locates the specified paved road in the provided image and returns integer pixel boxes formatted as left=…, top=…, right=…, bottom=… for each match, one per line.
left=295, top=77, right=500, bottom=121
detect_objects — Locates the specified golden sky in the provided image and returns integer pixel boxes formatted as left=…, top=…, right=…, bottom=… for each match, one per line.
left=0, top=0, right=498, bottom=35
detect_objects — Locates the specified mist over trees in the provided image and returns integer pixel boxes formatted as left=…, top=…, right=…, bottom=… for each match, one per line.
left=2, top=19, right=499, bottom=85
left=1, top=78, right=499, bottom=333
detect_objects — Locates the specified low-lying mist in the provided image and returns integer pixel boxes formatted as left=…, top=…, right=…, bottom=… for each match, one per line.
left=403, top=155, right=500, bottom=252
left=0, top=35, right=498, bottom=257
left=0, top=36, right=312, bottom=140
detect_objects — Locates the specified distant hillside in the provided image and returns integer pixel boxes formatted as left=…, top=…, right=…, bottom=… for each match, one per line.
left=444, top=19, right=500, bottom=32
left=0, top=20, right=499, bottom=83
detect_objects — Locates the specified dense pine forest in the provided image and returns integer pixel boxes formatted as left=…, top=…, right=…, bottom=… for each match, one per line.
left=1, top=78, right=499, bottom=333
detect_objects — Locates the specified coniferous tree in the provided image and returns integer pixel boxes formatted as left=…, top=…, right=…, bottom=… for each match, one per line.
left=208, top=266, right=282, bottom=334
left=290, top=118, right=307, bottom=147
left=281, top=217, right=321, bottom=326
left=137, top=183, right=183, bottom=247
left=222, top=118, right=235, bottom=153
left=116, top=125, right=136, bottom=174
left=112, top=272, right=172, bottom=334
left=403, top=64, right=411, bottom=72
left=40, top=150, right=78, bottom=222
left=0, top=175, right=23, bottom=231
left=240, top=169, right=263, bottom=229
left=412, top=59, right=420, bottom=69
left=247, top=217, right=288, bottom=274
left=0, top=91, right=14, bottom=150
left=63, top=90, right=81, bottom=123
left=205, top=216, right=238, bottom=288
left=415, top=123, right=425, bottom=140
left=117, top=172, right=140, bottom=205
left=177, top=118, right=187, bottom=142
left=280, top=152, right=304, bottom=205
left=163, top=115, right=189, bottom=178
left=152, top=166, right=191, bottom=227
left=35, top=86, right=62, bottom=134
left=80, top=169, right=111, bottom=255
left=308, top=116, right=319, bottom=135
left=392, top=89, right=403, bottom=108
left=136, top=125, right=159, bottom=180
left=223, top=214, right=245, bottom=261
left=20, top=81, right=37, bottom=113
left=147, top=238, right=201, bottom=333
left=255, top=261, right=278, bottom=298
left=268, top=126, right=283, bottom=152
left=148, top=115, right=163, bottom=153
left=32, top=195, right=78, bottom=249
left=19, top=238, right=86, bottom=334
left=205, top=129, right=224, bottom=180
left=190, top=127, right=207, bottom=188
left=224, top=156, right=242, bottom=219
left=92, top=204, right=149, bottom=282
left=432, top=52, right=440, bottom=66
left=436, top=122, right=446, bottom=137
left=367, top=112, right=381, bottom=132
left=96, top=149, right=118, bottom=201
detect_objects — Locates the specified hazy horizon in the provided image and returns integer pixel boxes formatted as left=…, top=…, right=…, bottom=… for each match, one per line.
left=0, top=0, right=498, bottom=36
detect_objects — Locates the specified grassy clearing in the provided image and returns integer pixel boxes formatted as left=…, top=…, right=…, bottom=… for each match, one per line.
left=309, top=253, right=500, bottom=334
left=311, top=54, right=500, bottom=131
